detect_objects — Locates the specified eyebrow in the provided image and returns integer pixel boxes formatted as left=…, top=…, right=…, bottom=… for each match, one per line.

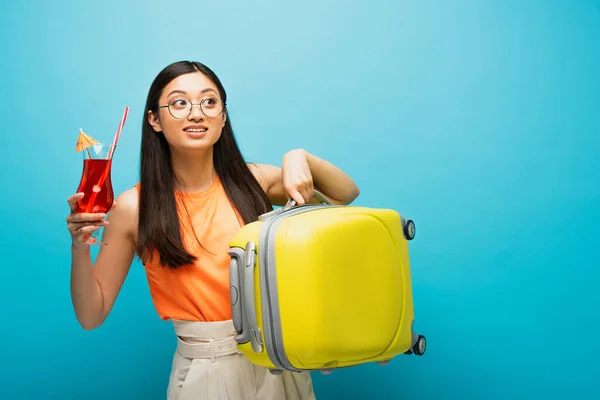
left=167, top=88, right=217, bottom=97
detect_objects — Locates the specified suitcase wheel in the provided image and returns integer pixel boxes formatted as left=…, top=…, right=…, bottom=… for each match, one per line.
left=269, top=369, right=283, bottom=375
left=377, top=360, right=392, bottom=366
left=319, top=368, right=334, bottom=375
left=404, top=334, right=426, bottom=356
left=413, top=335, right=426, bottom=356
left=404, top=219, right=416, bottom=240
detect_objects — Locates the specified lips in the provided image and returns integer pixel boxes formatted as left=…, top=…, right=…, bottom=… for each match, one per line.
left=183, top=124, right=209, bottom=139
left=183, top=124, right=208, bottom=133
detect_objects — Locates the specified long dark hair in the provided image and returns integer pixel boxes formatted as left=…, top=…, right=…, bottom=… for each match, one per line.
left=137, top=61, right=273, bottom=268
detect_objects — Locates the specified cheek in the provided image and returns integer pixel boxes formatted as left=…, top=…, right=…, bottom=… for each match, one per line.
left=209, top=127, right=223, bottom=143
left=159, top=118, right=181, bottom=138
left=208, top=118, right=225, bottom=134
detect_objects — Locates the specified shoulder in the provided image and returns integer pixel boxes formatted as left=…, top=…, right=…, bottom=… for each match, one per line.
left=115, top=186, right=140, bottom=211
left=108, top=186, right=139, bottom=235
left=247, top=163, right=280, bottom=192
left=247, top=163, right=290, bottom=206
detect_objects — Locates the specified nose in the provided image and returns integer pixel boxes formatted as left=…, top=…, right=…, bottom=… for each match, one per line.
left=187, top=103, right=204, bottom=121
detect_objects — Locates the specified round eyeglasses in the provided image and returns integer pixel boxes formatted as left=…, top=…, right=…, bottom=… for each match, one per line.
left=157, top=97, right=226, bottom=119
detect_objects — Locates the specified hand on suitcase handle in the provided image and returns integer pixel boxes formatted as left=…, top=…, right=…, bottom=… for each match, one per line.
left=281, top=189, right=333, bottom=211
left=259, top=190, right=334, bottom=222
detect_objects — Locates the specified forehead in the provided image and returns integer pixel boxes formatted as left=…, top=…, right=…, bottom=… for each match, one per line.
left=161, top=72, right=218, bottom=98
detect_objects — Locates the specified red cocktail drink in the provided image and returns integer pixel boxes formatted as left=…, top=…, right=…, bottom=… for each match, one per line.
left=75, top=158, right=114, bottom=214
left=74, top=142, right=115, bottom=245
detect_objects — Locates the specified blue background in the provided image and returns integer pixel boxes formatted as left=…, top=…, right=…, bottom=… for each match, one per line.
left=1, top=0, right=598, bottom=398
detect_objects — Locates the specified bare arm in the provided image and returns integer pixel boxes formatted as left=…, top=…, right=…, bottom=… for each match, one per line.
left=249, top=149, right=360, bottom=206
left=67, top=187, right=138, bottom=330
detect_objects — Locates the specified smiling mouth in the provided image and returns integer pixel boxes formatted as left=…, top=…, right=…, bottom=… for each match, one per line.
left=184, top=128, right=207, bottom=133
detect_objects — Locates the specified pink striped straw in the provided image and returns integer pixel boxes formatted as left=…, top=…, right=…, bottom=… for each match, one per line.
left=108, top=106, right=129, bottom=160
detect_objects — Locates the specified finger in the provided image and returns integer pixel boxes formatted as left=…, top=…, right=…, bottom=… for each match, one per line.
left=74, top=231, right=97, bottom=245
left=68, top=220, right=108, bottom=233
left=67, top=213, right=107, bottom=223
left=68, top=212, right=107, bottom=223
left=75, top=225, right=100, bottom=237
left=298, top=186, right=311, bottom=205
left=67, top=193, right=85, bottom=212
left=302, top=177, right=314, bottom=196
left=303, top=184, right=314, bottom=204
left=290, top=188, right=306, bottom=205
left=293, top=176, right=312, bottom=203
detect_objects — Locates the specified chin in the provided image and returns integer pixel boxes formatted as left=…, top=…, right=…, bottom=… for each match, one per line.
left=180, top=136, right=219, bottom=152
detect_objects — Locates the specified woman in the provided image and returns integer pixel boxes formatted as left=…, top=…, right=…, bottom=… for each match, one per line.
left=66, top=60, right=360, bottom=400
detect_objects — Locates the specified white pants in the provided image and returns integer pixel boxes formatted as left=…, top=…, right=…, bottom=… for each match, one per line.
left=167, top=319, right=316, bottom=400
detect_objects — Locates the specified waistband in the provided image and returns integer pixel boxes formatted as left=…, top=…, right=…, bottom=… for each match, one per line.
left=172, top=319, right=241, bottom=363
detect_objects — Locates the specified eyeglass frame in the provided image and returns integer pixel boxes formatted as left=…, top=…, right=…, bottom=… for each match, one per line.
left=156, top=97, right=227, bottom=119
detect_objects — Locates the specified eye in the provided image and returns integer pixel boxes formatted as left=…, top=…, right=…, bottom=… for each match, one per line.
left=202, top=97, right=218, bottom=108
left=170, top=99, right=189, bottom=109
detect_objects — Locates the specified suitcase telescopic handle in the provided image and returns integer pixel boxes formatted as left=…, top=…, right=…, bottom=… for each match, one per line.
left=259, top=189, right=333, bottom=221
left=229, top=248, right=246, bottom=341
left=229, top=242, right=263, bottom=353
left=228, top=252, right=245, bottom=340
left=243, top=242, right=263, bottom=353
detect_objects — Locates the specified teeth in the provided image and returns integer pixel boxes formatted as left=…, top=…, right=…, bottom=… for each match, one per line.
left=186, top=128, right=207, bottom=132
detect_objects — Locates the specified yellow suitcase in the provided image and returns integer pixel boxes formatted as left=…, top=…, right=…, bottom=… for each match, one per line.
left=228, top=191, right=426, bottom=375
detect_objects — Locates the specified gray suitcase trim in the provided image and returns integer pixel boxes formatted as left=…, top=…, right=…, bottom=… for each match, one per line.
left=229, top=204, right=336, bottom=371
left=260, top=204, right=338, bottom=372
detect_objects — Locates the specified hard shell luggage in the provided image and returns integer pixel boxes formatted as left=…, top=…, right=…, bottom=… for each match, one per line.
left=227, top=191, right=426, bottom=375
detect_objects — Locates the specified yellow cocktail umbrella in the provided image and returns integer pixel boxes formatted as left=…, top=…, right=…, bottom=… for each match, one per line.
left=76, top=128, right=98, bottom=158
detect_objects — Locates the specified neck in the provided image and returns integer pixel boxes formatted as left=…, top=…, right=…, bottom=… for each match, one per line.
left=170, top=147, right=216, bottom=193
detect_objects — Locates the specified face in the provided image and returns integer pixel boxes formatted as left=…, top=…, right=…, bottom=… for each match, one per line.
left=148, top=72, right=227, bottom=152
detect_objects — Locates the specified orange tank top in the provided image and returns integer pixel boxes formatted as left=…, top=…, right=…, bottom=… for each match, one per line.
left=135, top=176, right=243, bottom=322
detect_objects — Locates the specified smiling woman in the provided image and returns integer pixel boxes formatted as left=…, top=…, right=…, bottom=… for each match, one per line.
left=64, top=60, right=359, bottom=399
left=151, top=78, right=226, bottom=146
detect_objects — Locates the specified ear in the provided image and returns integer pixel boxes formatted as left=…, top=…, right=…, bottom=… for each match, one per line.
left=221, top=110, right=227, bottom=128
left=148, top=110, right=162, bottom=132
